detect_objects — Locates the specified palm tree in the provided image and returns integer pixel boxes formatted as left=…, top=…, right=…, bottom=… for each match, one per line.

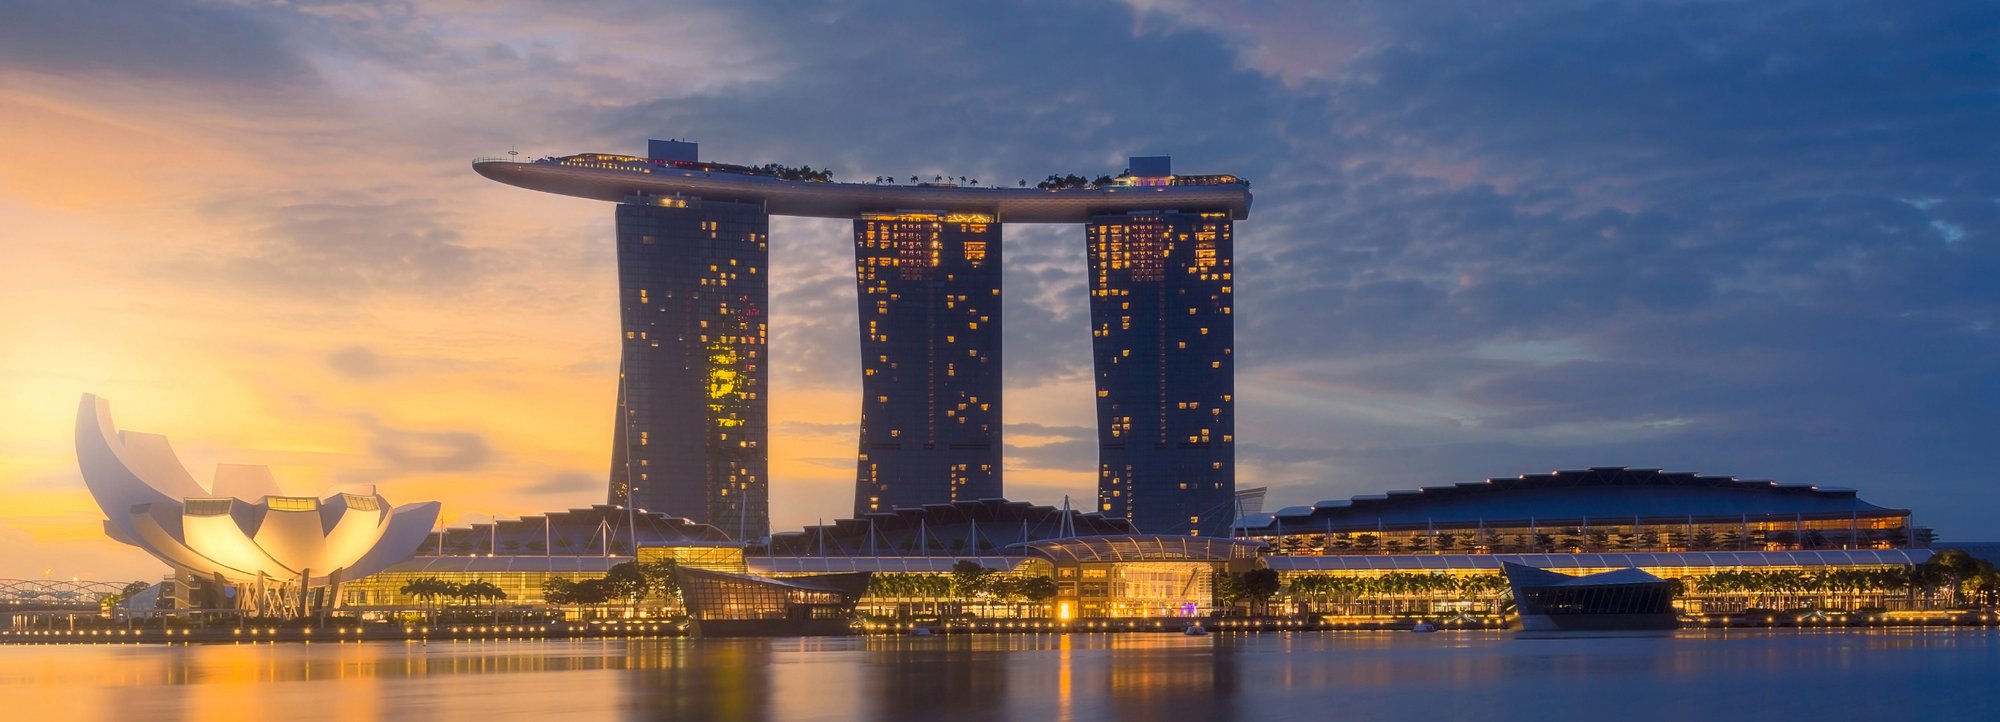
left=1692, top=529, right=1718, bottom=551
left=400, top=576, right=461, bottom=623
left=1724, top=530, right=1748, bottom=550
left=458, top=580, right=507, bottom=622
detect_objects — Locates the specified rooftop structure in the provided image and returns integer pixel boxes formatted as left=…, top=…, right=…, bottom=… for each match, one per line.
left=473, top=152, right=1251, bottom=223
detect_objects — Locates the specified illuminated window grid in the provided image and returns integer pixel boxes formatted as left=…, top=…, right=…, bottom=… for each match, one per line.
left=850, top=212, right=1002, bottom=516
left=614, top=199, right=770, bottom=540
left=1087, top=211, right=1235, bottom=537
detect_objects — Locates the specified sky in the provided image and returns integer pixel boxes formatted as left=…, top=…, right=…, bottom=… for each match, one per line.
left=1, top=0, right=1995, bottom=582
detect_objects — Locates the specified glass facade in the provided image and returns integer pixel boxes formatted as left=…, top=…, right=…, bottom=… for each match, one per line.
left=339, top=557, right=627, bottom=607
left=675, top=568, right=868, bottom=635
left=1058, top=561, right=1215, bottom=618
left=1515, top=583, right=1673, bottom=617
left=1087, top=212, right=1235, bottom=537
left=852, top=213, right=1003, bottom=515
left=636, top=544, right=748, bottom=573
left=610, top=199, right=770, bottom=541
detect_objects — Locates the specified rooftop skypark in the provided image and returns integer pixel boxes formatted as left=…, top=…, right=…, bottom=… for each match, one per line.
left=475, top=143, right=1252, bottom=223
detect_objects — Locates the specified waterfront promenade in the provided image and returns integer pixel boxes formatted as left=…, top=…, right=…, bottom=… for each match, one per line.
left=7, top=610, right=2000, bottom=645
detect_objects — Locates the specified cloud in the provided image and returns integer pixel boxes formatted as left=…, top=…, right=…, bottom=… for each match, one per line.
left=323, top=344, right=472, bottom=381
left=1004, top=422, right=1096, bottom=473
left=201, top=196, right=487, bottom=297
left=358, top=415, right=494, bottom=473
left=519, top=471, right=599, bottom=495
left=326, top=346, right=388, bottom=380
left=0, top=0, right=317, bottom=90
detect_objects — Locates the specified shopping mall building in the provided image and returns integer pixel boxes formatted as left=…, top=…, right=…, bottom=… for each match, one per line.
left=338, top=468, right=1936, bottom=619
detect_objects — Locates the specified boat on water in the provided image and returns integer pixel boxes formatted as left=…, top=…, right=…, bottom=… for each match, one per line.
left=1501, top=562, right=1679, bottom=633
left=1183, top=623, right=1209, bottom=636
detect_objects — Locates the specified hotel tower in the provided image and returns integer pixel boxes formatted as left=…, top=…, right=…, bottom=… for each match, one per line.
left=853, top=212, right=1004, bottom=515
left=476, top=142, right=1249, bottom=539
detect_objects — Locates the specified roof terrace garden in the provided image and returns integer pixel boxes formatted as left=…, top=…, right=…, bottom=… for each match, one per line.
left=524, top=153, right=1247, bottom=190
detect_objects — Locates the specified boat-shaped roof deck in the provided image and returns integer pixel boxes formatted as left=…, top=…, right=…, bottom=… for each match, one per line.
left=473, top=154, right=1252, bottom=223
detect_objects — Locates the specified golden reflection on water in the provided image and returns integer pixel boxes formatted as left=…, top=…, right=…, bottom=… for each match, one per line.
left=0, top=630, right=1996, bottom=721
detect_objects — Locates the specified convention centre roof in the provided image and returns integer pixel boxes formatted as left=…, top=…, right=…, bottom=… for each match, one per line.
left=1236, top=467, right=1907, bottom=534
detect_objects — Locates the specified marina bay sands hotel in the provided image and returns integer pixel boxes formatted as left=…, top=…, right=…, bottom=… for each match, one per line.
left=475, top=140, right=1252, bottom=541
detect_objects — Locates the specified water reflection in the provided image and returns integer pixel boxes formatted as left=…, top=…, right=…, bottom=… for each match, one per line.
left=3, top=630, right=1997, bottom=721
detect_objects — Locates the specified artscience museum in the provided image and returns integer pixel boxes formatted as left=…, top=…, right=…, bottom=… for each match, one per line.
left=75, top=394, right=441, bottom=615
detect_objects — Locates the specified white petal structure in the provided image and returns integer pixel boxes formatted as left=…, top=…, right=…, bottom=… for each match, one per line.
left=75, top=394, right=441, bottom=588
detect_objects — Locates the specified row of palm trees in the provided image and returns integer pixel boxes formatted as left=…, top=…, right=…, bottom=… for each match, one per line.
left=1285, top=572, right=1511, bottom=615
left=866, top=571, right=1058, bottom=603
left=398, top=577, right=507, bottom=622
left=866, top=564, right=1061, bottom=619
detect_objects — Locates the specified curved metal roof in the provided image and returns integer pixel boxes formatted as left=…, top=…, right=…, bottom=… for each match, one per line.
left=767, top=497, right=1136, bottom=555
left=1012, top=534, right=1267, bottom=563
left=1262, top=549, right=1933, bottom=572
left=474, top=159, right=1252, bottom=223
left=1240, top=467, right=1904, bottom=533
left=429, top=505, right=733, bottom=554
